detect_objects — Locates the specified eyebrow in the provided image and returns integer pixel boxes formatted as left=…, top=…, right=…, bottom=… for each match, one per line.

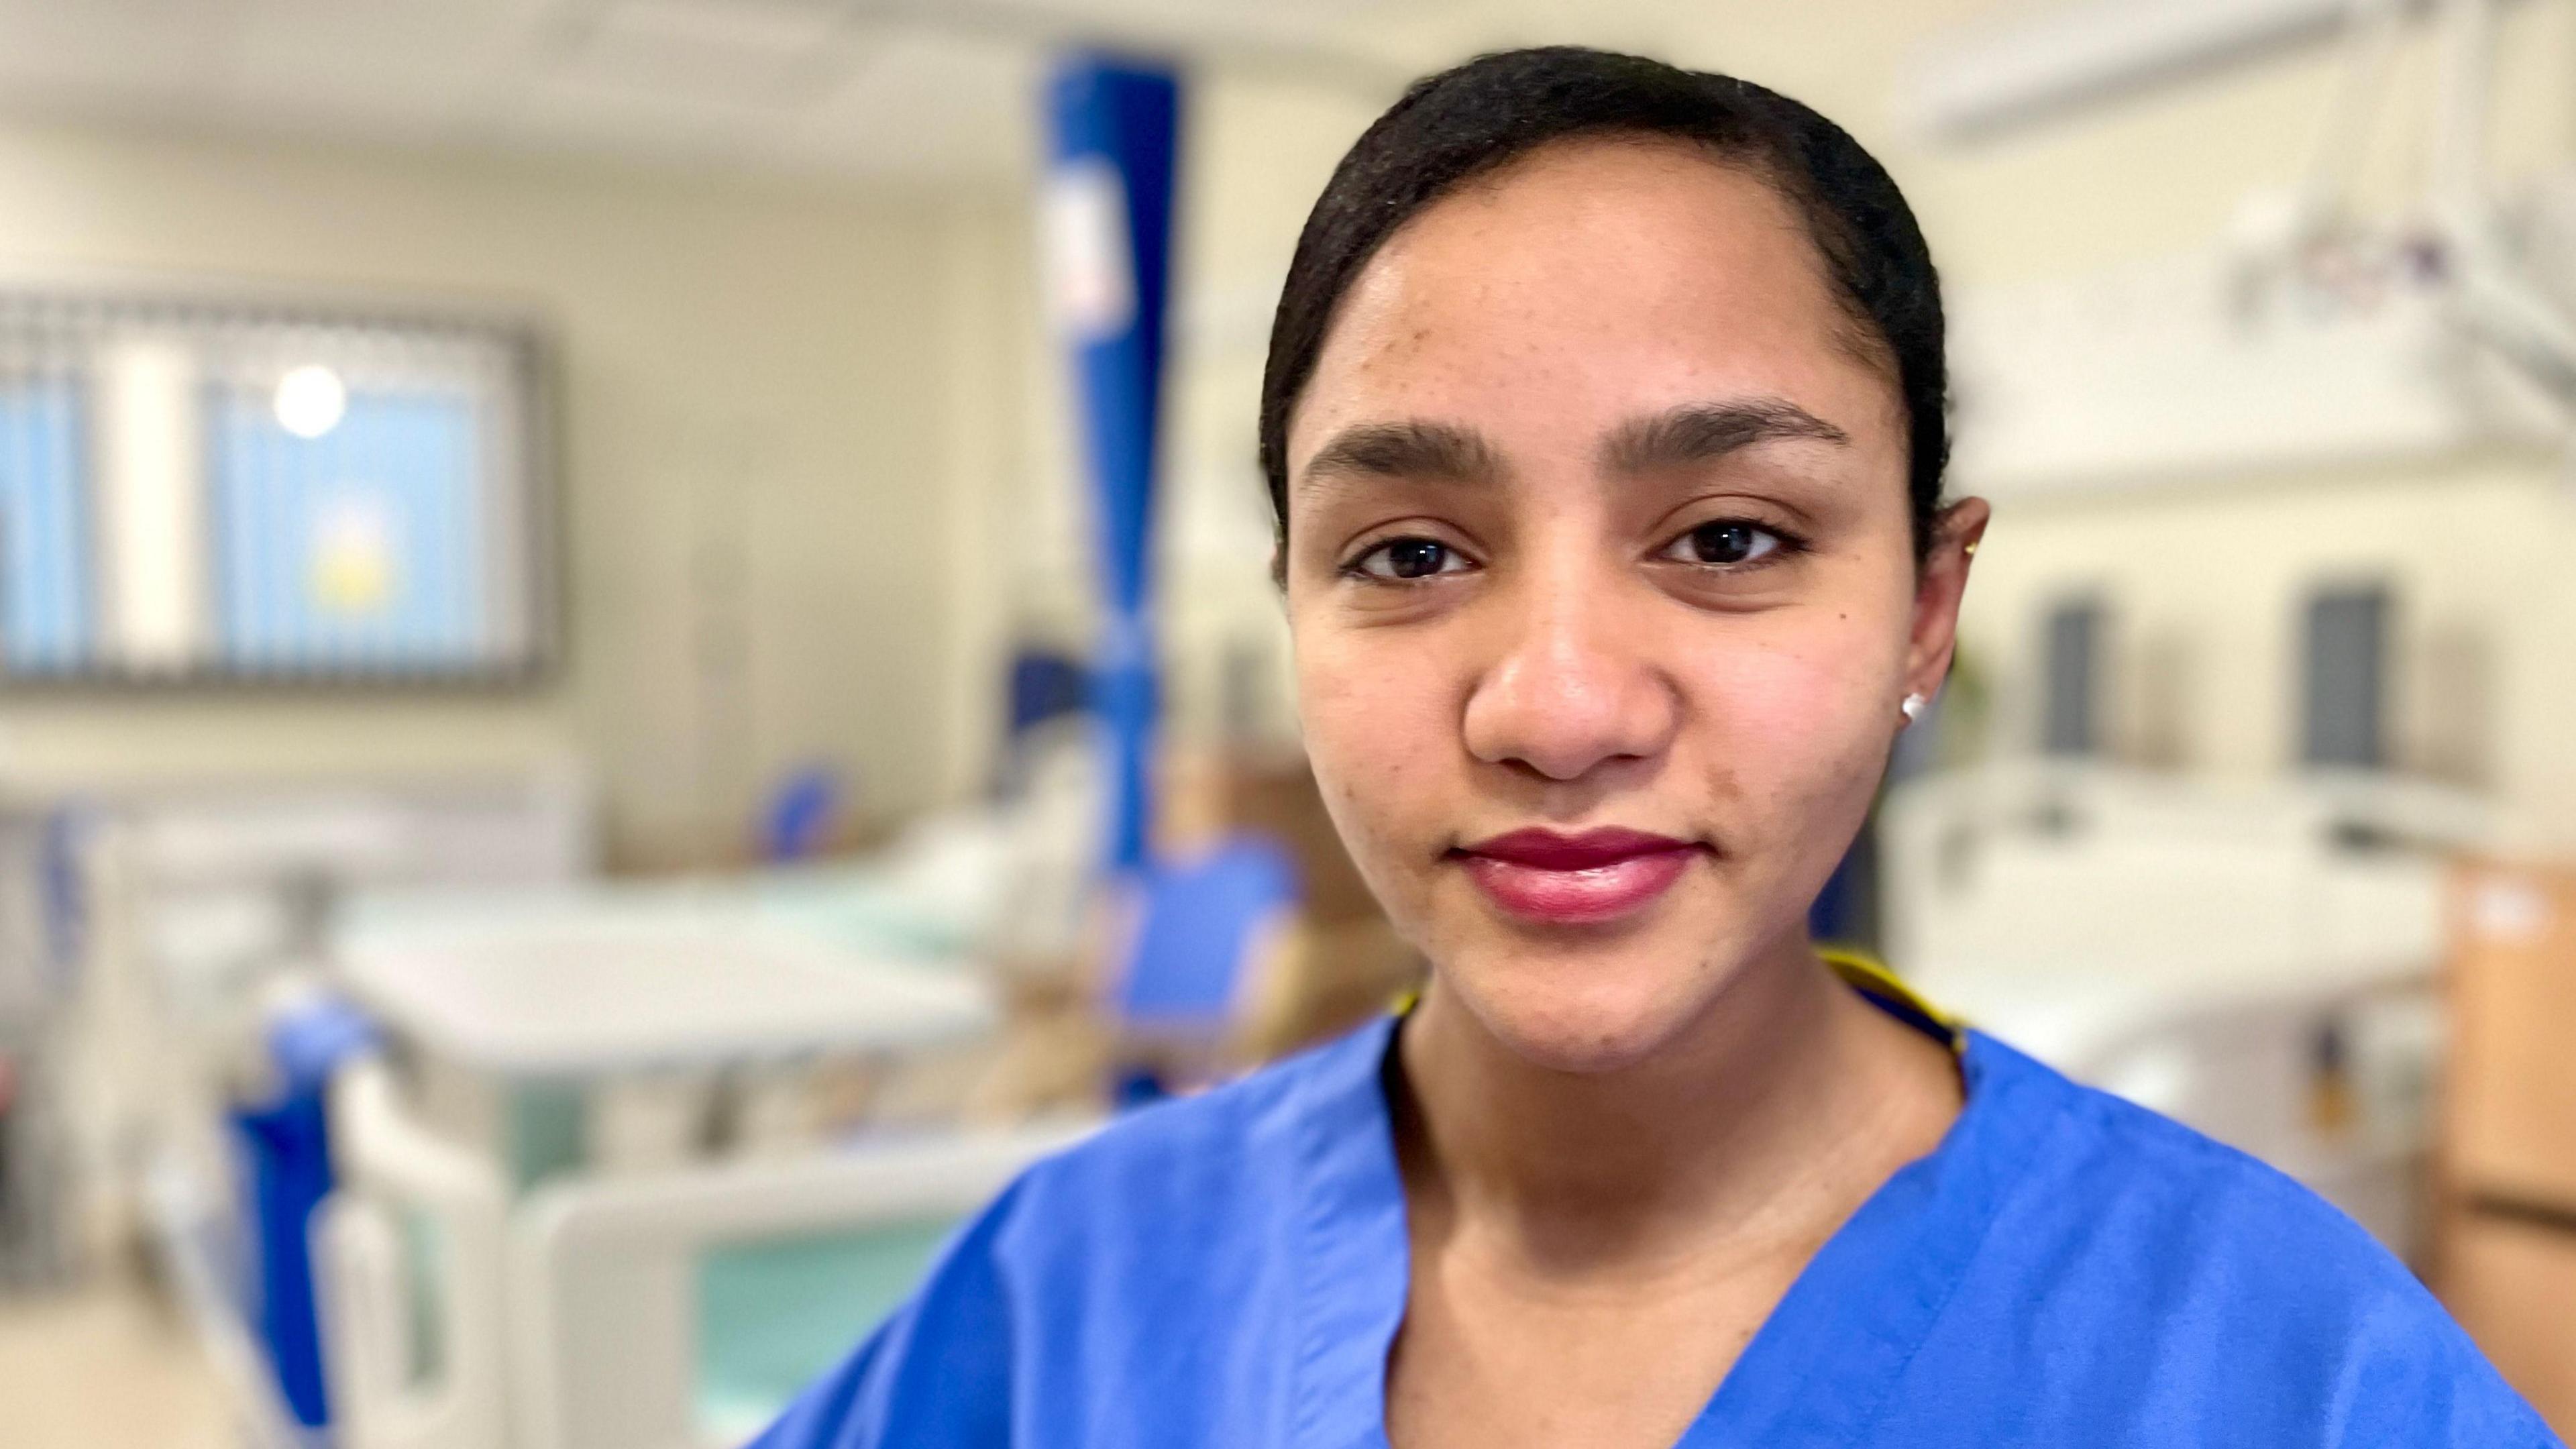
left=1297, top=419, right=1505, bottom=491
left=1600, top=399, right=1849, bottom=474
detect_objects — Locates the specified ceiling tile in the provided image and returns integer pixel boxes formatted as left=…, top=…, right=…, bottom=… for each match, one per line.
left=778, top=29, right=1038, bottom=182
left=545, top=0, right=863, bottom=108
left=0, top=0, right=254, bottom=111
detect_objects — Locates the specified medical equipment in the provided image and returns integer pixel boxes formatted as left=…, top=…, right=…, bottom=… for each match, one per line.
left=147, top=1140, right=317, bottom=1449
left=1929, top=0, right=2576, bottom=497
left=235, top=998, right=384, bottom=1433
left=66, top=768, right=595, bottom=1236
left=1907, top=0, right=2538, bottom=142
left=2247, top=0, right=2576, bottom=431
left=42, top=769, right=597, bottom=1444
left=1884, top=761, right=2488, bottom=1255
left=0, top=796, right=76, bottom=1293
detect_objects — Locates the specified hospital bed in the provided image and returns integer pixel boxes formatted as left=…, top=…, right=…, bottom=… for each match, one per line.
left=508, top=1122, right=1093, bottom=1449
left=1882, top=761, right=2487, bottom=1256
left=319, top=1048, right=1091, bottom=1449
left=302, top=879, right=1044, bottom=1449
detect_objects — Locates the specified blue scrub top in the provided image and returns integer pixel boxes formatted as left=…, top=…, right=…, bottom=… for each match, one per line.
left=753, top=989, right=2558, bottom=1448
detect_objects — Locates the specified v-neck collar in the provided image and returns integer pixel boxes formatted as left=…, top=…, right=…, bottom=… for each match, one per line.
left=1288, top=1013, right=1413, bottom=1449
left=1284, top=1007, right=2058, bottom=1449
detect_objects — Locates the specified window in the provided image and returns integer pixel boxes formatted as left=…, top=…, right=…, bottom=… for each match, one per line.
left=2302, top=584, right=2392, bottom=770
left=2041, top=596, right=2105, bottom=757
left=0, top=288, right=551, bottom=685
left=0, top=373, right=92, bottom=675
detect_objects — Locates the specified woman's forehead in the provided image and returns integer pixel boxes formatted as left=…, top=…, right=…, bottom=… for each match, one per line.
left=1290, top=138, right=1898, bottom=474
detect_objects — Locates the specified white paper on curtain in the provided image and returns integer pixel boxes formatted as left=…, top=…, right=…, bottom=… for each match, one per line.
left=0, top=286, right=550, bottom=684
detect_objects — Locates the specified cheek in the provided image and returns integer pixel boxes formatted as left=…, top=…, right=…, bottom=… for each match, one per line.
left=1680, top=606, right=1908, bottom=843
left=1703, top=629, right=1890, bottom=750
left=1290, top=622, right=1458, bottom=884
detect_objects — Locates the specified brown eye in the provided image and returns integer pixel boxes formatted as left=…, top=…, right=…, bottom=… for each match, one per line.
left=1660, top=520, right=1782, bottom=568
left=1353, top=537, right=1468, bottom=581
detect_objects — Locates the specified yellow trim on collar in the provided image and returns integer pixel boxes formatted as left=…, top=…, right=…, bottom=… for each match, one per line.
left=1820, top=946, right=1966, bottom=1054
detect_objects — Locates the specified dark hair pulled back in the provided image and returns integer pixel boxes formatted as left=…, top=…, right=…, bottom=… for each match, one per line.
left=1257, top=46, right=1950, bottom=557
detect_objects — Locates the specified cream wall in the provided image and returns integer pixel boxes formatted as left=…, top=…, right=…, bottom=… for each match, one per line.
left=1956, top=455, right=2563, bottom=783
left=1146, top=0, right=2576, bottom=843
left=0, top=116, right=1024, bottom=867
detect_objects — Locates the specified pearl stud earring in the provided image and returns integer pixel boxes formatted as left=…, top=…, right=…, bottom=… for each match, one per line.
left=1900, top=692, right=1928, bottom=724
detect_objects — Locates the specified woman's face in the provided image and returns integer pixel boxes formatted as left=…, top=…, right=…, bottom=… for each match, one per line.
left=1282, top=137, right=1983, bottom=1073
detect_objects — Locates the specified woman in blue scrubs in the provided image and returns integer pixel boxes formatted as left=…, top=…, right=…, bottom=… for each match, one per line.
left=759, top=47, right=2557, bottom=1448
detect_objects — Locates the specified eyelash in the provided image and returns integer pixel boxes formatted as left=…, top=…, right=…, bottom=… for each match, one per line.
left=1652, top=518, right=1808, bottom=571
left=1340, top=535, right=1477, bottom=583
left=1338, top=517, right=1807, bottom=585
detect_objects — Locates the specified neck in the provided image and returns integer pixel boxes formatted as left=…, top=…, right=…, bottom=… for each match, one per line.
left=1392, top=934, right=1960, bottom=1281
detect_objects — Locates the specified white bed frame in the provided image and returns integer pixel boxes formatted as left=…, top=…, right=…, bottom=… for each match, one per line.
left=506, top=1124, right=1093, bottom=1449
left=317, top=1053, right=1089, bottom=1449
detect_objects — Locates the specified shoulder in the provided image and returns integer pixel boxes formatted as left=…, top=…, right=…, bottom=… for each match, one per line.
left=1972, top=1031, right=2416, bottom=1294
left=1936, top=1034, right=2556, bottom=1445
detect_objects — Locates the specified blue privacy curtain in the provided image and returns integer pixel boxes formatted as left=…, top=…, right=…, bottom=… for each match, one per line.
left=1042, top=53, right=1181, bottom=874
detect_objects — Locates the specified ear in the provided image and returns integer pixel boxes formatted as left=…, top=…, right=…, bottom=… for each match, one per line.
left=1904, top=498, right=1990, bottom=704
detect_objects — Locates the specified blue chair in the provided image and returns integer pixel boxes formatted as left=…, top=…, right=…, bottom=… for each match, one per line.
left=758, top=766, right=845, bottom=864
left=1106, top=837, right=1301, bottom=1101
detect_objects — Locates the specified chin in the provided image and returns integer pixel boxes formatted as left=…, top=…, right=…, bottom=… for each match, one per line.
left=1436, top=930, right=1728, bottom=1075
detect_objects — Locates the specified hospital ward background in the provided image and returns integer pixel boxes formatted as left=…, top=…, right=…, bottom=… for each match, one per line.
left=1, top=0, right=2575, bottom=1444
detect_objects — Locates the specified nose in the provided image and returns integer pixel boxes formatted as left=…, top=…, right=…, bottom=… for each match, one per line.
left=1460, top=552, right=1680, bottom=783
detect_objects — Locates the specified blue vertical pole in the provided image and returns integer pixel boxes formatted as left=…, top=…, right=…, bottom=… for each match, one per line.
left=1042, top=53, right=1181, bottom=875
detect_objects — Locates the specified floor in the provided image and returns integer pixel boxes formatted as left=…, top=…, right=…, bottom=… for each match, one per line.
left=0, top=1269, right=237, bottom=1449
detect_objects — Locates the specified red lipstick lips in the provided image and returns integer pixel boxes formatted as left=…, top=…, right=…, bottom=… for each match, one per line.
left=1452, top=826, right=1702, bottom=924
